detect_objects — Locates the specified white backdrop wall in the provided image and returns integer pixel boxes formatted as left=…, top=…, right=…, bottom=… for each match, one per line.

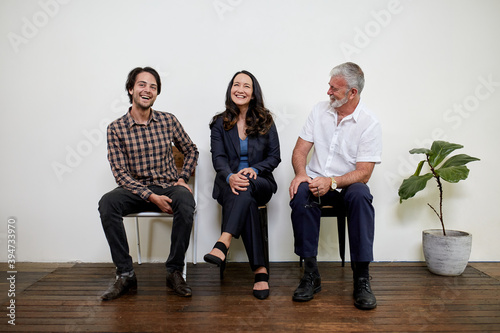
left=1, top=0, right=499, bottom=264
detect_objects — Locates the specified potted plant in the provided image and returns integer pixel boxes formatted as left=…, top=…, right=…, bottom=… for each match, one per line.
left=398, top=140, right=480, bottom=276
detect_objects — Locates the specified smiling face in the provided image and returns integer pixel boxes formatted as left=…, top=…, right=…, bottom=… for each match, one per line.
left=129, top=72, right=158, bottom=110
left=230, top=73, right=254, bottom=112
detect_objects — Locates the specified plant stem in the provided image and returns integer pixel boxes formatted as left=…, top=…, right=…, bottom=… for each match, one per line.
left=436, top=177, right=445, bottom=235
left=427, top=155, right=446, bottom=236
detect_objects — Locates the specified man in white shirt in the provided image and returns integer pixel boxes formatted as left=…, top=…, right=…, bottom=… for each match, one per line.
left=289, top=62, right=382, bottom=310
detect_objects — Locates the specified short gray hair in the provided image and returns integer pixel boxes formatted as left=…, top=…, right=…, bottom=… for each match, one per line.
left=329, top=62, right=365, bottom=94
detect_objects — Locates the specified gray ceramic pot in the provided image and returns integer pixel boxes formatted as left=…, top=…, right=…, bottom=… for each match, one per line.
left=422, top=229, right=472, bottom=276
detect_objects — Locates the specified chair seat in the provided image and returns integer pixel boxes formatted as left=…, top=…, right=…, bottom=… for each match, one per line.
left=127, top=212, right=173, bottom=218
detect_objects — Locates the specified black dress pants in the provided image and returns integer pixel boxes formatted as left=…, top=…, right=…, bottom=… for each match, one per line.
left=98, top=185, right=195, bottom=274
left=217, top=176, right=274, bottom=271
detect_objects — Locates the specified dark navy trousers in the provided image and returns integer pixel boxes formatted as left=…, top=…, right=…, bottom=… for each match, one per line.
left=217, top=176, right=274, bottom=271
left=290, top=182, right=375, bottom=262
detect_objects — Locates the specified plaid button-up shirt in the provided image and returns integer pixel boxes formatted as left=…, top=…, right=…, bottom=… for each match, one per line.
left=107, top=109, right=198, bottom=201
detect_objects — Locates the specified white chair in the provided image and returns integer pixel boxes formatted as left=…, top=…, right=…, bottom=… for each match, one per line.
left=125, top=146, right=199, bottom=278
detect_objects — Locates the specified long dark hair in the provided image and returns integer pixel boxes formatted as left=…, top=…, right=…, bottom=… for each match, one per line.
left=210, top=70, right=273, bottom=136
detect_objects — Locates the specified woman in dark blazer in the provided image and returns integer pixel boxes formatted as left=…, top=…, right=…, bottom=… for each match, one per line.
left=204, top=70, right=281, bottom=299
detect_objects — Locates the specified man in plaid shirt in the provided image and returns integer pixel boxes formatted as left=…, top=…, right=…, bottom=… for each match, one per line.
left=99, top=67, right=198, bottom=300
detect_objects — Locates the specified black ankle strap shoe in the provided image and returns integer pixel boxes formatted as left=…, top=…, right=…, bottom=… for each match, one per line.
left=253, top=273, right=270, bottom=300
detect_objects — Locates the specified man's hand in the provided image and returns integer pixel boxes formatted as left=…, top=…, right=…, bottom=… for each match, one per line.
left=290, top=137, right=314, bottom=200
left=174, top=178, right=193, bottom=194
left=148, top=193, right=173, bottom=214
left=289, top=174, right=311, bottom=200
left=309, top=177, right=331, bottom=197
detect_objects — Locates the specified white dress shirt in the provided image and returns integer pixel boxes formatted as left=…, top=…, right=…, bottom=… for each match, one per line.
left=300, top=100, right=382, bottom=179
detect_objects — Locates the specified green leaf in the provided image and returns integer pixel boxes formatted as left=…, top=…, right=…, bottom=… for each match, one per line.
left=429, top=141, right=463, bottom=167
left=398, top=173, right=434, bottom=203
left=440, top=154, right=480, bottom=168
left=409, top=148, right=431, bottom=155
left=413, top=160, right=425, bottom=176
left=436, top=165, right=470, bottom=183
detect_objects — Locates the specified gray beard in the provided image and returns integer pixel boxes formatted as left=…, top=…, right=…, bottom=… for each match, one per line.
left=330, top=94, right=349, bottom=109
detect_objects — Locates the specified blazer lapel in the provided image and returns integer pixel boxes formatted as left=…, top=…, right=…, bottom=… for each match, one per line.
left=228, top=125, right=240, bottom=156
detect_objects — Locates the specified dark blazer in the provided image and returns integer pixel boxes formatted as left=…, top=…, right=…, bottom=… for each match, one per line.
left=210, top=116, right=281, bottom=200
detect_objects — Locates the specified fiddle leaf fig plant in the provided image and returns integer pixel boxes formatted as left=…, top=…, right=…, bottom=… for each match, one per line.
left=398, top=141, right=480, bottom=236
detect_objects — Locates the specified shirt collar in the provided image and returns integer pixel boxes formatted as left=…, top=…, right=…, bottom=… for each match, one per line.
left=125, top=107, right=158, bottom=128
left=327, top=100, right=363, bottom=123
left=350, top=101, right=363, bottom=122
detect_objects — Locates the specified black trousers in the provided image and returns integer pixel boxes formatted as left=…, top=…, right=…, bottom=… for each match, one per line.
left=217, top=176, right=274, bottom=271
left=98, top=185, right=195, bottom=274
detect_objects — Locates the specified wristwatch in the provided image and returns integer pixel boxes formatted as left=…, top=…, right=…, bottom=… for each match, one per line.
left=330, top=177, right=337, bottom=190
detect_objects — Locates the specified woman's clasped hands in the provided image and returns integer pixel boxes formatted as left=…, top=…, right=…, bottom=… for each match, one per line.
left=228, top=167, right=257, bottom=195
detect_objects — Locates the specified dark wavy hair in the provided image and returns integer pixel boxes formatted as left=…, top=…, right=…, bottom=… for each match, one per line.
left=125, top=67, right=162, bottom=104
left=210, top=70, right=273, bottom=136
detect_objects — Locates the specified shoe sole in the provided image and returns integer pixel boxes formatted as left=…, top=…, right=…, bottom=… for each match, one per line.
left=253, top=287, right=270, bottom=300
left=203, top=253, right=222, bottom=267
left=354, top=301, right=377, bottom=310
left=292, top=285, right=322, bottom=302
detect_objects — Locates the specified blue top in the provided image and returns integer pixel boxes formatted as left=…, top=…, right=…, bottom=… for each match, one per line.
left=226, top=137, right=259, bottom=183
left=238, top=137, right=250, bottom=170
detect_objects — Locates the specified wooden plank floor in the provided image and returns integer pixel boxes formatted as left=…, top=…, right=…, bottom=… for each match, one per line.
left=1, top=262, right=499, bottom=332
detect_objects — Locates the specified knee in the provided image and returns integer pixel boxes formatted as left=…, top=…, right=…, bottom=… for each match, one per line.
left=236, top=188, right=255, bottom=204
left=289, top=182, right=310, bottom=209
left=343, top=183, right=373, bottom=203
left=98, top=192, right=116, bottom=218
left=174, top=187, right=196, bottom=213
left=98, top=192, right=122, bottom=229
left=225, top=187, right=254, bottom=205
